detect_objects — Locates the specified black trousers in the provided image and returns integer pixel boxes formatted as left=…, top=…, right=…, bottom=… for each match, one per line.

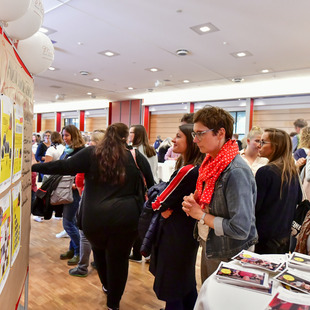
left=92, top=230, right=137, bottom=309
left=255, top=236, right=290, bottom=254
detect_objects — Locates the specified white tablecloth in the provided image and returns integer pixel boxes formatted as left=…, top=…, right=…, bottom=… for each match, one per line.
left=158, top=160, right=176, bottom=182
left=194, top=257, right=282, bottom=310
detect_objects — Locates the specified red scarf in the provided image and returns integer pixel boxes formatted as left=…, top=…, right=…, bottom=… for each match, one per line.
left=196, top=139, right=239, bottom=209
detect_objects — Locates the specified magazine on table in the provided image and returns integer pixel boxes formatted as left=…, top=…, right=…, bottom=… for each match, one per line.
left=274, top=268, right=310, bottom=295
left=266, top=289, right=310, bottom=309
left=289, top=252, right=310, bottom=271
left=215, top=262, right=269, bottom=289
left=232, top=250, right=284, bottom=272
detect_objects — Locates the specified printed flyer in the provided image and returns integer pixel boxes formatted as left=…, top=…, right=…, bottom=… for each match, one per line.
left=11, top=182, right=21, bottom=266
left=12, top=104, right=23, bottom=183
left=0, top=192, right=11, bottom=294
left=0, top=95, right=13, bottom=193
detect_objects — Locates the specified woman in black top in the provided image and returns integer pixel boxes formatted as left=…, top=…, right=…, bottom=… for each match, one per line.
left=255, top=128, right=302, bottom=254
left=32, top=123, right=154, bottom=310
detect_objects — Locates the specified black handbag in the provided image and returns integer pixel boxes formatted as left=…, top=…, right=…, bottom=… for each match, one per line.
left=291, top=175, right=310, bottom=237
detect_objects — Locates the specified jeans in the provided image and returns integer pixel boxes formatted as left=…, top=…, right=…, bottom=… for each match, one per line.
left=77, top=230, right=92, bottom=273
left=63, top=189, right=80, bottom=255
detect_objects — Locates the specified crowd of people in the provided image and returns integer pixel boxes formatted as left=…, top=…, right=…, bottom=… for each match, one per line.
left=30, top=108, right=309, bottom=310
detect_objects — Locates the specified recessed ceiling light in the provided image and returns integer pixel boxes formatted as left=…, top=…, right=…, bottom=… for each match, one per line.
left=145, top=67, right=162, bottom=72
left=183, top=80, right=190, bottom=83
left=48, top=66, right=56, bottom=71
left=80, top=71, right=89, bottom=76
left=231, top=77, right=244, bottom=83
left=77, top=42, right=84, bottom=46
left=128, top=87, right=134, bottom=90
left=87, top=92, right=92, bottom=95
left=190, top=22, right=219, bottom=35
left=231, top=51, right=253, bottom=58
left=93, top=78, right=100, bottom=82
left=176, top=49, right=190, bottom=56
left=261, top=69, right=269, bottom=73
left=150, top=68, right=158, bottom=72
left=98, top=50, right=120, bottom=57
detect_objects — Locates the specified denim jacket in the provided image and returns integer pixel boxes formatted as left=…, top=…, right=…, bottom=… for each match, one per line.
left=204, top=154, right=258, bottom=259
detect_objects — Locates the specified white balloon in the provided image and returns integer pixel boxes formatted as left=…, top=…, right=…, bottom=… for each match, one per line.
left=17, top=32, right=54, bottom=75
left=5, top=0, right=44, bottom=40
left=0, top=0, right=31, bottom=22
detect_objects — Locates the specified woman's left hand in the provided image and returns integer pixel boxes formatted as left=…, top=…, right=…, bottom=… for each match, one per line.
left=161, top=209, right=173, bottom=219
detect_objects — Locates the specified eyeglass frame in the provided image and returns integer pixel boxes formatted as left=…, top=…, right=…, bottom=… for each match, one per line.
left=259, top=140, right=272, bottom=146
left=191, top=128, right=214, bottom=140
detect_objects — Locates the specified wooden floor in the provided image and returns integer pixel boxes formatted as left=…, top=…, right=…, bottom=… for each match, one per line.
left=28, top=216, right=202, bottom=310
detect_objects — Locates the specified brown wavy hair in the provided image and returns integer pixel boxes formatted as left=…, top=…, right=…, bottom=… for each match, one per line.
left=95, top=123, right=129, bottom=184
left=265, top=128, right=298, bottom=188
left=62, top=125, right=85, bottom=149
left=131, top=124, right=156, bottom=157
left=175, top=124, right=205, bottom=170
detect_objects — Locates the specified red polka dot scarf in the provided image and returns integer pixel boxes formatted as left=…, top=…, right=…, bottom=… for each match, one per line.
left=196, top=139, right=239, bottom=209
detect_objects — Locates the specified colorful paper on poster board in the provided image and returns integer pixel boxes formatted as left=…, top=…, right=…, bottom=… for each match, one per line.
left=0, top=95, right=13, bottom=193
left=0, top=192, right=11, bottom=294
left=11, top=182, right=21, bottom=266
left=12, top=104, right=23, bottom=183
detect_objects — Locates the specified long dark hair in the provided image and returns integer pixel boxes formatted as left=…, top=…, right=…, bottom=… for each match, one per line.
left=95, top=123, right=129, bottom=184
left=175, top=124, right=204, bottom=170
left=131, top=124, right=156, bottom=157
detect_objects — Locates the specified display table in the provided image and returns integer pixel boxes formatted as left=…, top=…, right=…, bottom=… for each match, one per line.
left=158, top=160, right=176, bottom=182
left=194, top=256, right=282, bottom=310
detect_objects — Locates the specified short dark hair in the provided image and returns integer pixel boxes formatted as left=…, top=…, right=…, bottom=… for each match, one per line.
left=181, top=113, right=194, bottom=124
left=293, top=118, right=308, bottom=129
left=194, top=106, right=234, bottom=140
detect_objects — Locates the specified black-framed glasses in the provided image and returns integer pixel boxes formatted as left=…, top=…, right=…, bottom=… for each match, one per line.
left=259, top=140, right=271, bottom=146
left=191, top=129, right=214, bottom=140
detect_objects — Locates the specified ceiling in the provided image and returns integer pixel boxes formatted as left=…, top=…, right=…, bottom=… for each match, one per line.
left=28, top=0, right=310, bottom=107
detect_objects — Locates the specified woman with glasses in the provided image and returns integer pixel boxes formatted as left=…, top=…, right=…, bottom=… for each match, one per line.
left=255, top=128, right=302, bottom=254
left=182, top=106, right=257, bottom=281
left=240, top=126, right=268, bottom=175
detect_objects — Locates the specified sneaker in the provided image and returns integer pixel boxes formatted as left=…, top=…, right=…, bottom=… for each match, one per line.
left=129, top=254, right=142, bottom=263
left=52, top=215, right=62, bottom=220
left=33, top=216, right=44, bottom=222
left=67, top=255, right=80, bottom=266
left=145, top=255, right=151, bottom=263
left=91, top=261, right=97, bottom=269
left=69, top=267, right=87, bottom=277
left=60, top=250, right=74, bottom=260
left=56, top=230, right=69, bottom=238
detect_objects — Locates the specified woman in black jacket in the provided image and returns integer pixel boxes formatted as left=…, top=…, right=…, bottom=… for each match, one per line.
left=32, top=123, right=153, bottom=310
left=150, top=124, right=204, bottom=310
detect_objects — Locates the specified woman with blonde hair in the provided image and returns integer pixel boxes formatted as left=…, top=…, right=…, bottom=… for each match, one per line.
left=294, top=126, right=310, bottom=162
left=255, top=128, right=302, bottom=254
left=240, top=126, right=268, bottom=175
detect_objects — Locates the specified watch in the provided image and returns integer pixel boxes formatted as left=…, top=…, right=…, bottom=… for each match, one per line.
left=199, top=212, right=206, bottom=225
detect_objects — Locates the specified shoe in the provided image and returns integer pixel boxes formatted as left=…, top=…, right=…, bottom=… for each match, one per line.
left=129, top=254, right=142, bottom=263
left=145, top=255, right=151, bottom=263
left=67, top=255, right=80, bottom=265
left=33, top=216, right=43, bottom=222
left=102, top=285, right=108, bottom=294
left=60, top=250, right=74, bottom=260
left=91, top=261, right=97, bottom=269
left=52, top=215, right=62, bottom=220
left=56, top=230, right=69, bottom=238
left=69, top=267, right=87, bottom=277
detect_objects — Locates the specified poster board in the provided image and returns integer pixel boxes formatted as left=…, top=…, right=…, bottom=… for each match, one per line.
left=0, top=27, right=34, bottom=309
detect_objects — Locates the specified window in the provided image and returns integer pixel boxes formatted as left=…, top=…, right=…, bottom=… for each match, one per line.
left=64, top=118, right=78, bottom=127
left=229, top=111, right=246, bottom=140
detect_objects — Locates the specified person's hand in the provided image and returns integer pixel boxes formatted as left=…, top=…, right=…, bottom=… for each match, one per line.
left=182, top=193, right=204, bottom=220
left=161, top=209, right=173, bottom=219
left=296, top=157, right=306, bottom=169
